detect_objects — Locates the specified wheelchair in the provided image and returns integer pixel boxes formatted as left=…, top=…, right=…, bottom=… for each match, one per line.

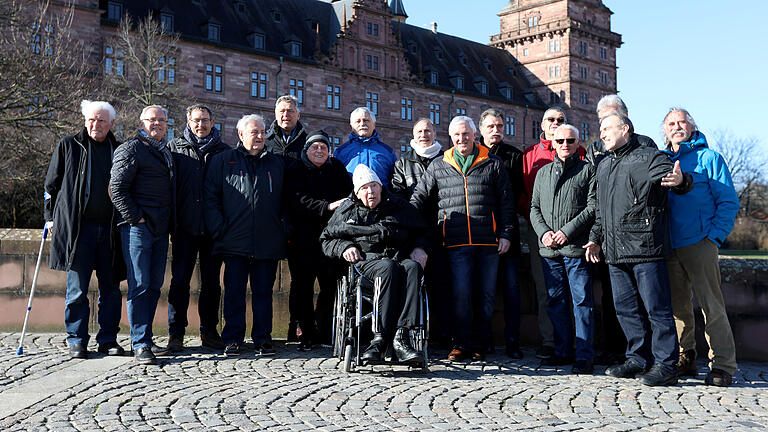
left=332, top=262, right=429, bottom=372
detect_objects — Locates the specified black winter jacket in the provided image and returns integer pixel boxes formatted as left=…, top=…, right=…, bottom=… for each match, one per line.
left=110, top=135, right=175, bottom=237
left=285, top=153, right=352, bottom=251
left=390, top=149, right=440, bottom=199
left=321, top=190, right=429, bottom=261
left=168, top=135, right=230, bottom=237
left=586, top=133, right=657, bottom=166
left=265, top=120, right=307, bottom=162
left=530, top=154, right=596, bottom=258
left=204, top=144, right=286, bottom=259
left=589, top=136, right=693, bottom=264
left=411, top=145, right=516, bottom=248
left=44, top=128, right=125, bottom=280
left=484, top=139, right=523, bottom=257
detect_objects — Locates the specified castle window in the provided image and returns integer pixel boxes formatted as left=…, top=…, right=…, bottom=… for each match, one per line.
left=429, top=103, right=441, bottom=125
left=579, top=66, right=588, bottom=79
left=600, top=71, right=608, bottom=84
left=158, top=56, right=175, bottom=84
left=160, top=13, right=174, bottom=32
left=578, top=41, right=587, bottom=56
left=251, top=73, right=268, bottom=99
left=401, top=98, right=412, bottom=121
left=366, top=22, right=379, bottom=36
left=523, top=48, right=529, bottom=57
left=289, top=79, right=304, bottom=105
left=548, top=65, right=560, bottom=78
left=430, top=71, right=438, bottom=85
left=548, top=39, right=560, bottom=53
left=599, top=46, right=608, bottom=59
left=252, top=33, right=265, bottom=50
left=580, top=122, right=590, bottom=140
left=205, top=64, right=223, bottom=92
left=326, top=85, right=340, bottom=110
left=506, top=116, right=515, bottom=136
left=107, top=2, right=123, bottom=21
left=455, top=107, right=466, bottom=116
left=365, top=92, right=379, bottom=115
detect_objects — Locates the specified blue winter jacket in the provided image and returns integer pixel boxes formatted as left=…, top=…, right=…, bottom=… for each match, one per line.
left=662, top=131, right=739, bottom=249
left=334, top=130, right=397, bottom=185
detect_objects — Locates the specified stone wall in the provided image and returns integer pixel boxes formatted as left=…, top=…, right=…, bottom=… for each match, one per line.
left=2, top=228, right=766, bottom=361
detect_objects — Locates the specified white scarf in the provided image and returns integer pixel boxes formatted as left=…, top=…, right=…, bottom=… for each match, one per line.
left=410, top=139, right=442, bottom=159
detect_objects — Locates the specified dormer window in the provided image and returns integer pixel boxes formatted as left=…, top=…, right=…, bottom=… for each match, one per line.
left=499, top=84, right=512, bottom=100
left=250, top=33, right=265, bottom=50
left=450, top=74, right=464, bottom=90
left=474, top=78, right=488, bottom=95
left=207, top=23, right=220, bottom=41
left=107, top=1, right=123, bottom=21
left=271, top=10, right=282, bottom=23
left=430, top=71, right=438, bottom=85
left=433, top=46, right=443, bottom=60
left=458, top=53, right=467, bottom=66
left=482, top=58, right=491, bottom=71
left=160, top=13, right=174, bottom=32
left=234, top=1, right=245, bottom=13
left=408, top=42, right=417, bottom=54
left=287, top=41, right=302, bottom=57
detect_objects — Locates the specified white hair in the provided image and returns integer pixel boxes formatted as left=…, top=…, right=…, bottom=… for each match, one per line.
left=350, top=106, right=376, bottom=123
left=275, top=95, right=300, bottom=113
left=662, top=107, right=698, bottom=146
left=140, top=105, right=168, bottom=119
left=236, top=114, right=265, bottom=132
left=80, top=99, right=116, bottom=122
left=596, top=94, right=628, bottom=116
left=554, top=124, right=580, bottom=138
left=448, top=115, right=476, bottom=134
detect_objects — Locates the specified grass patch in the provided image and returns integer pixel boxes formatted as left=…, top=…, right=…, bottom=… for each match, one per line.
left=719, top=249, right=768, bottom=259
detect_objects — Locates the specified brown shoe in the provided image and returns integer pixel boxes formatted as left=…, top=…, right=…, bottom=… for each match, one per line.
left=448, top=348, right=468, bottom=362
left=677, top=350, right=697, bottom=377
left=705, top=368, right=732, bottom=387
left=471, top=352, right=485, bottom=362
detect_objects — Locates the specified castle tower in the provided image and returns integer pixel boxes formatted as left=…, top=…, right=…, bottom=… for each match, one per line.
left=491, top=0, right=622, bottom=141
left=389, top=0, right=408, bottom=23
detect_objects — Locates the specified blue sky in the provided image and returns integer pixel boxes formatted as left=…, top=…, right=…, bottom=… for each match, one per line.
left=404, top=1, right=766, bottom=147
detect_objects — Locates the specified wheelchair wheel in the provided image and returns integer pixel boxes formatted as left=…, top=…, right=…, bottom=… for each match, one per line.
left=343, top=343, right=354, bottom=372
left=332, top=278, right=347, bottom=359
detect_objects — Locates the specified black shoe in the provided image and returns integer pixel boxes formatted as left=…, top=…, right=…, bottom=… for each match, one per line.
left=505, top=344, right=523, bottom=360
left=257, top=342, right=276, bottom=356
left=392, top=328, right=423, bottom=363
left=69, top=343, right=88, bottom=359
left=639, top=364, right=678, bottom=386
left=572, top=360, right=594, bottom=375
left=297, top=339, right=313, bottom=352
left=150, top=343, right=169, bottom=355
left=167, top=334, right=184, bottom=352
left=541, top=355, right=574, bottom=366
left=97, top=342, right=125, bottom=356
left=224, top=343, right=241, bottom=357
left=471, top=351, right=486, bottom=362
left=606, top=359, right=648, bottom=378
left=362, top=333, right=386, bottom=362
left=536, top=345, right=555, bottom=359
left=134, top=347, right=157, bottom=365
left=200, top=329, right=225, bottom=350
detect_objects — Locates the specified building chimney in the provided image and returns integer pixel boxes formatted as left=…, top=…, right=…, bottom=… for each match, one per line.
left=430, top=22, right=437, bottom=34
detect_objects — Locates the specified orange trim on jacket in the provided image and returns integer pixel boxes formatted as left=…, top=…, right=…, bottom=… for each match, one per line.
left=441, top=145, right=499, bottom=248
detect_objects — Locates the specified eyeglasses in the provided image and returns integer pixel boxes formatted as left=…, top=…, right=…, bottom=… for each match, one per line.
left=141, top=118, right=167, bottom=124
left=189, top=118, right=211, bottom=124
left=554, top=138, right=577, bottom=144
left=547, top=117, right=565, bottom=124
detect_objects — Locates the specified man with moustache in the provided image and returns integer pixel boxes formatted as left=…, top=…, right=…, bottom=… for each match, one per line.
left=478, top=108, right=524, bottom=359
left=45, top=99, right=125, bottom=359
left=111, top=105, right=175, bottom=365
left=335, top=107, right=397, bottom=185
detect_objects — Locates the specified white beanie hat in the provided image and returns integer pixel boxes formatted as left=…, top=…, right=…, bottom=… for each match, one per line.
left=352, top=164, right=381, bottom=193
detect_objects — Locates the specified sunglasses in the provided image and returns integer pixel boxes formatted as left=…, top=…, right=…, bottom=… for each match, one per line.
left=554, top=138, right=577, bottom=144
left=547, top=117, right=565, bottom=123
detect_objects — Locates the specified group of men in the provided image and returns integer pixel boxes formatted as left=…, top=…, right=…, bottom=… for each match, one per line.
left=45, top=92, right=739, bottom=387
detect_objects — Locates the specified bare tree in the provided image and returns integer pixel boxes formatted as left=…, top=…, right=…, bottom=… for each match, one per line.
left=100, top=14, right=193, bottom=138
left=709, top=129, right=767, bottom=215
left=0, top=0, right=93, bottom=227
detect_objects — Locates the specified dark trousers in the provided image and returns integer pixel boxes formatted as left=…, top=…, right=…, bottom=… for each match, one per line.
left=222, top=256, right=277, bottom=345
left=448, top=245, right=499, bottom=352
left=64, top=222, right=122, bottom=347
left=542, top=256, right=594, bottom=361
left=500, top=255, right=521, bottom=348
left=287, top=245, right=341, bottom=344
left=609, top=261, right=679, bottom=368
left=357, top=258, right=421, bottom=337
left=120, top=223, right=169, bottom=349
left=168, top=233, right=223, bottom=336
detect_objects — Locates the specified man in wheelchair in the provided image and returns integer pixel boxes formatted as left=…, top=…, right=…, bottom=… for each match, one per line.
left=321, top=164, right=430, bottom=364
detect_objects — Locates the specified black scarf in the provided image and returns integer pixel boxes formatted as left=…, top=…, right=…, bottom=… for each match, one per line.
left=137, top=129, right=173, bottom=178
left=183, top=124, right=222, bottom=156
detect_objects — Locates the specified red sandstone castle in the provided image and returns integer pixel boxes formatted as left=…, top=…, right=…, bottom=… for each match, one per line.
left=69, top=0, right=621, bottom=151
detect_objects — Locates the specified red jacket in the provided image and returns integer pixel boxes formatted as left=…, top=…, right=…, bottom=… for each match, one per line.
left=519, top=136, right=585, bottom=216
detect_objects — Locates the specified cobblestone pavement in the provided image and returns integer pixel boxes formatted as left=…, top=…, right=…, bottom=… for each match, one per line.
left=1, top=333, right=766, bottom=431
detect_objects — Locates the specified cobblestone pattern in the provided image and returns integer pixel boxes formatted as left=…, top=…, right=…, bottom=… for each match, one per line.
left=1, top=333, right=767, bottom=431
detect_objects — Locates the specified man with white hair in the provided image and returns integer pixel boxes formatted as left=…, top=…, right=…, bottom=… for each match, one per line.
left=661, top=108, right=739, bottom=387
left=411, top=116, right=516, bottom=362
left=586, top=94, right=658, bottom=166
left=204, top=114, right=286, bottom=357
left=530, top=124, right=596, bottom=374
left=44, top=100, right=125, bottom=359
left=335, top=107, right=397, bottom=185
left=111, top=105, right=175, bottom=365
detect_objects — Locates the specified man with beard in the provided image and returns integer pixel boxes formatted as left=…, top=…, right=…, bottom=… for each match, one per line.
left=166, top=104, right=230, bottom=352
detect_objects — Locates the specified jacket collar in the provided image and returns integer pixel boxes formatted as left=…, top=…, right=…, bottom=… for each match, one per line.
left=612, top=134, right=640, bottom=158
left=538, top=135, right=554, bottom=152
left=236, top=142, right=268, bottom=159
left=267, top=120, right=305, bottom=143
left=75, top=127, right=119, bottom=150
left=663, top=130, right=708, bottom=156
left=443, top=143, right=490, bottom=174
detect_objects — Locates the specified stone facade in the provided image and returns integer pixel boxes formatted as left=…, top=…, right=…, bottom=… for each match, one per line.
left=58, top=0, right=619, bottom=151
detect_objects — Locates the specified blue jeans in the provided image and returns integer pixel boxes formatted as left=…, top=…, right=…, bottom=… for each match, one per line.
left=120, top=223, right=169, bottom=349
left=168, top=234, right=222, bottom=336
left=499, top=256, right=521, bottom=347
left=448, top=246, right=499, bottom=352
left=65, top=222, right=122, bottom=347
left=541, top=256, right=594, bottom=361
left=222, top=256, right=277, bottom=345
left=609, top=261, right=679, bottom=368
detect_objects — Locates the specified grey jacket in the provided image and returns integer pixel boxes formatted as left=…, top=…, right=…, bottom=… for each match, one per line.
left=530, top=154, right=596, bottom=258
